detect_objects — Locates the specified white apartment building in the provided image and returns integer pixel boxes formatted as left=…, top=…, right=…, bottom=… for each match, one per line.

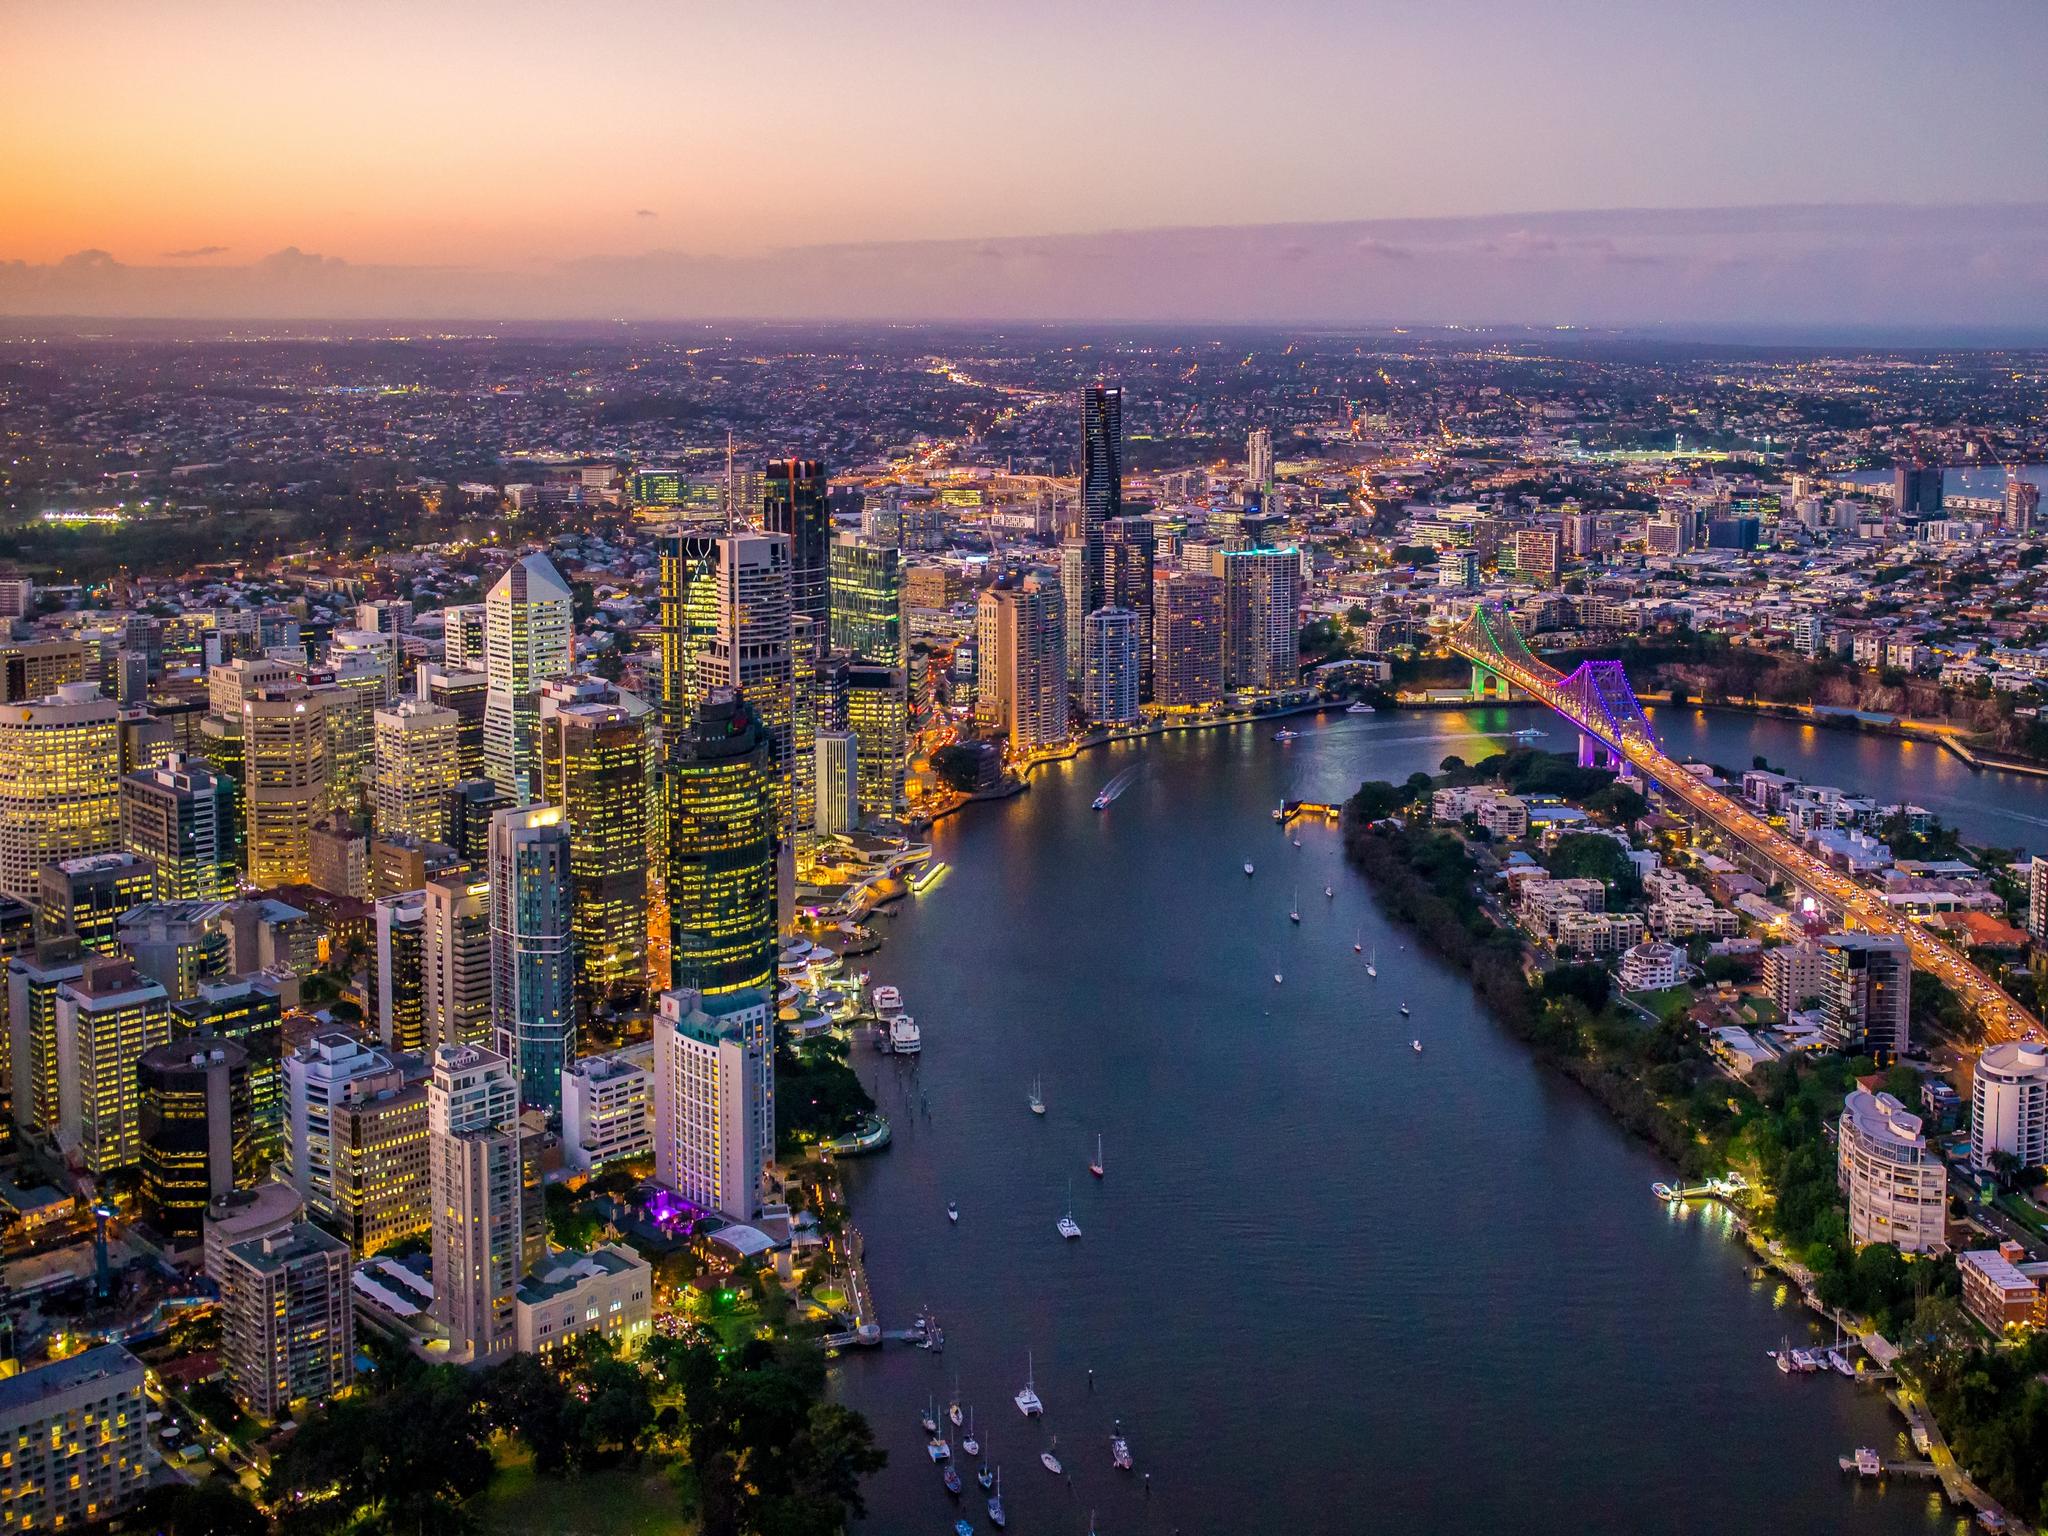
left=653, top=987, right=774, bottom=1223
left=1838, top=1090, right=1947, bottom=1253
left=562, top=1048, right=653, bottom=1173
left=1972, top=1040, right=2048, bottom=1173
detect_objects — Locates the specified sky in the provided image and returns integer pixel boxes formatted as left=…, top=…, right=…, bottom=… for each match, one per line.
left=5, top=0, right=2048, bottom=325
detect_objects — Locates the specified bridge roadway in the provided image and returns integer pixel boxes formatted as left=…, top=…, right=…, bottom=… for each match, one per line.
left=1448, top=631, right=2043, bottom=1048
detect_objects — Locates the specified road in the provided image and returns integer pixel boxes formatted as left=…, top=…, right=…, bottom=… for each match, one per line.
left=1450, top=630, right=2044, bottom=1048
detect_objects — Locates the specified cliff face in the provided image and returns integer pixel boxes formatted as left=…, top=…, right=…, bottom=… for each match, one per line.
left=1649, top=654, right=2027, bottom=748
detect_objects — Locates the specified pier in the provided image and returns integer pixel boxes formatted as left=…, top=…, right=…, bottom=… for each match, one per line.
left=1275, top=799, right=1342, bottom=825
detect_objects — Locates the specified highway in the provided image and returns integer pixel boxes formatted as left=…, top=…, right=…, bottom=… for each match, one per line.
left=1448, top=625, right=2044, bottom=1048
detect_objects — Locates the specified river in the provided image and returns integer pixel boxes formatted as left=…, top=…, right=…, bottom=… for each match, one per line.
left=832, top=705, right=2019, bottom=1536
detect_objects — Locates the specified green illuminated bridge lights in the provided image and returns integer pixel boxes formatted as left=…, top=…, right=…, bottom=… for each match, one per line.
left=1447, top=601, right=2043, bottom=1048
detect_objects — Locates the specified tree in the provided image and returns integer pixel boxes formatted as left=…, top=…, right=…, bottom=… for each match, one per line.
left=1346, top=779, right=1407, bottom=822
left=1439, top=755, right=1466, bottom=775
left=134, top=1480, right=268, bottom=1536
left=1545, top=833, right=1637, bottom=893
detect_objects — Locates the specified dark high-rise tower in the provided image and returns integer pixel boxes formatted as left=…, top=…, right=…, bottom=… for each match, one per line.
left=657, top=530, right=718, bottom=737
left=1101, top=516, right=1157, bottom=701
left=662, top=690, right=778, bottom=998
left=763, top=459, right=831, bottom=628
left=1078, top=385, right=1123, bottom=614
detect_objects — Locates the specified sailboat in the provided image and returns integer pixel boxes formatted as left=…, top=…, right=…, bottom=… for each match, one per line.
left=1353, top=928, right=1363, bottom=953
left=1243, top=860, right=1255, bottom=877
left=1367, top=947, right=1378, bottom=979
left=1289, top=888, right=1301, bottom=923
left=1057, top=1180, right=1082, bottom=1240
left=977, top=1456, right=994, bottom=1491
left=949, top=1380, right=963, bottom=1427
left=987, top=1467, right=1006, bottom=1527
left=1324, top=884, right=1334, bottom=898
left=1398, top=1001, right=1410, bottom=1017
left=1273, top=972, right=1283, bottom=984
left=1089, top=1133, right=1105, bottom=1179
left=943, top=1455, right=962, bottom=1495
left=1041, top=1436, right=1063, bottom=1475
left=1028, top=1076, right=1045, bottom=1116
left=962, top=1407, right=979, bottom=1458
left=1015, top=1354, right=1043, bottom=1416
left=921, top=1395, right=939, bottom=1435
left=1111, top=1418, right=1133, bottom=1471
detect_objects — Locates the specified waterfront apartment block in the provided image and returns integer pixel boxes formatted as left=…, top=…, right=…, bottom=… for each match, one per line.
left=1838, top=1090, right=1947, bottom=1253
left=653, top=987, right=774, bottom=1223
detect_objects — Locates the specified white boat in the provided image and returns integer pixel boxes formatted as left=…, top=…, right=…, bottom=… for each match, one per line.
left=872, top=984, right=902, bottom=1013
left=1346, top=701, right=1377, bottom=714
left=1412, top=1039, right=1422, bottom=1052
left=1111, top=1420, right=1133, bottom=1471
left=947, top=1202, right=958, bottom=1223
left=1089, top=1133, right=1105, bottom=1179
left=1041, top=1438, right=1063, bottom=1475
left=1323, top=885, right=1334, bottom=899
left=922, top=1396, right=939, bottom=1434
left=1291, top=838, right=1303, bottom=848
left=1366, top=947, right=1378, bottom=978
left=987, top=1468, right=1006, bottom=1527
left=1353, top=928, right=1363, bottom=953
left=888, top=1014, right=922, bottom=1054
left=962, top=1408, right=979, bottom=1458
left=928, top=1435, right=952, bottom=1462
left=1057, top=1181, right=1082, bottom=1240
left=1289, top=889, right=1302, bottom=923
left=1398, top=1001, right=1409, bottom=1016
left=1015, top=1354, right=1043, bottom=1416
left=1272, top=727, right=1299, bottom=742
left=1243, top=861, right=1255, bottom=876
left=1273, top=973, right=1283, bottom=985
left=1029, top=1076, right=1045, bottom=1115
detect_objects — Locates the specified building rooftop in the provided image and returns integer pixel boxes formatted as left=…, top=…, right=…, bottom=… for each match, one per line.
left=0, top=1344, right=142, bottom=1416
left=516, top=1244, right=645, bottom=1304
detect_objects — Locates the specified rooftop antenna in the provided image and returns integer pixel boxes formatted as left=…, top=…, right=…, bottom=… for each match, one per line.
left=724, top=430, right=736, bottom=533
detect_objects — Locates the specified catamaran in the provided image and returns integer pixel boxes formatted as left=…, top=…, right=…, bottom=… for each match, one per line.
left=1015, top=1354, right=1043, bottom=1416
left=1089, top=1133, right=1105, bottom=1179
left=1057, top=1181, right=1082, bottom=1240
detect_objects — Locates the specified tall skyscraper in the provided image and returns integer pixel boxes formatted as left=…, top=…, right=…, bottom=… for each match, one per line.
left=1152, top=569, right=1225, bottom=709
left=1059, top=537, right=1090, bottom=682
left=844, top=664, right=908, bottom=825
left=1079, top=383, right=1124, bottom=588
left=652, top=987, right=773, bottom=1223
left=976, top=576, right=1068, bottom=754
left=2005, top=476, right=2042, bottom=534
left=762, top=459, right=831, bottom=628
left=429, top=1042, right=536, bottom=1365
left=1819, top=933, right=1911, bottom=1058
left=439, top=603, right=488, bottom=670
left=539, top=697, right=649, bottom=1013
left=487, top=806, right=575, bottom=1112
left=663, top=691, right=777, bottom=997
left=813, top=729, right=859, bottom=836
left=423, top=868, right=493, bottom=1052
left=1971, top=1040, right=2048, bottom=1173
left=828, top=533, right=907, bottom=666
left=121, top=753, right=231, bottom=901
left=0, top=682, right=121, bottom=903
left=372, top=890, right=428, bottom=1055
left=1082, top=608, right=1142, bottom=726
left=417, top=663, right=487, bottom=781
left=656, top=529, right=719, bottom=736
left=56, top=956, right=171, bottom=1174
left=690, top=534, right=794, bottom=825
left=1101, top=517, right=1158, bottom=700
left=481, top=554, right=573, bottom=805
left=241, top=683, right=329, bottom=887
left=1246, top=427, right=1274, bottom=496
left=372, top=698, right=460, bottom=845
left=1220, top=548, right=1303, bottom=694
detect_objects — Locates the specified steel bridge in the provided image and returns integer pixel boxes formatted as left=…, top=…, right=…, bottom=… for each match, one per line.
left=1449, top=600, right=2042, bottom=1046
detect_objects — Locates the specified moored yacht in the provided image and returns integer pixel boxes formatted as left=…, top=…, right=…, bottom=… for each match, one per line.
left=1015, top=1354, right=1043, bottom=1416
left=888, top=1014, right=922, bottom=1054
left=872, top=984, right=902, bottom=1013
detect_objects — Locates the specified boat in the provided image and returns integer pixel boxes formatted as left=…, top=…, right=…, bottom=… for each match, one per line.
left=1650, top=1182, right=1674, bottom=1201
left=1093, top=764, right=1140, bottom=810
left=922, top=1397, right=939, bottom=1435
left=947, top=1202, right=959, bottom=1224
left=1111, top=1419, right=1133, bottom=1471
left=1412, top=1040, right=1422, bottom=1052
left=1398, top=1001, right=1409, bottom=1016
left=950, top=1385, right=963, bottom=1427
left=1291, top=837, right=1303, bottom=848
left=977, top=1459, right=994, bottom=1491
left=1827, top=1349, right=1853, bottom=1376
left=955, top=1521, right=975, bottom=1536
left=1057, top=1181, right=1082, bottom=1240
left=1289, top=889, right=1302, bottom=924
left=962, top=1408, right=979, bottom=1458
left=987, top=1468, right=1006, bottom=1527
left=1243, top=861, right=1255, bottom=876
left=1366, top=947, right=1378, bottom=978
left=943, top=1461, right=962, bottom=1495
left=1323, top=885, right=1334, bottom=899
left=1353, top=928, right=1363, bottom=954
left=1041, top=1438, right=1063, bottom=1475
left=1346, top=701, right=1377, bottom=714
left=1015, top=1354, right=1043, bottom=1416
left=1273, top=973, right=1283, bottom=985
left=928, top=1434, right=952, bottom=1462
left=1272, top=727, right=1299, bottom=742
left=1028, top=1076, right=1045, bottom=1116
left=872, top=984, right=902, bottom=1014
left=1848, top=1446, right=1883, bottom=1478
left=1510, top=727, right=1544, bottom=742
left=1089, top=1132, right=1105, bottom=1179
left=888, top=1014, right=922, bottom=1054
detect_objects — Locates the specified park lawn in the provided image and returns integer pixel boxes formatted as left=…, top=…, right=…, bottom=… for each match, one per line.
left=1631, top=985, right=1693, bottom=1023
left=480, top=1448, right=695, bottom=1536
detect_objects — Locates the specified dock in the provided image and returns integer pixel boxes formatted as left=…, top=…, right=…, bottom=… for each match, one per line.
left=1275, top=799, right=1342, bottom=826
left=1840, top=1454, right=1941, bottom=1479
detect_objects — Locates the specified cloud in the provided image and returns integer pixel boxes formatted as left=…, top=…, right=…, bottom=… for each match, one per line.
left=635, top=209, right=658, bottom=219
left=162, top=245, right=229, bottom=260
left=58, top=249, right=122, bottom=271
left=255, top=246, right=346, bottom=274
left=1355, top=237, right=1416, bottom=261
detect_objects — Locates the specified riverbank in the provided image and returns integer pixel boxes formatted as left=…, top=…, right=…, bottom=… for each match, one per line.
left=1338, top=789, right=2032, bottom=1532
left=1632, top=691, right=2048, bottom=780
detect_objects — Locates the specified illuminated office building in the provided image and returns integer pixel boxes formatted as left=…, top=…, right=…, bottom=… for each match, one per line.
left=829, top=534, right=907, bottom=666
left=1079, top=383, right=1123, bottom=608
left=762, top=458, right=831, bottom=628
left=488, top=807, right=575, bottom=1111
left=0, top=682, right=121, bottom=903
left=121, top=753, right=232, bottom=901
left=656, top=529, right=719, bottom=735
left=8, top=945, right=85, bottom=1144
left=241, top=684, right=329, bottom=887
left=373, top=698, right=460, bottom=844
left=174, top=975, right=284, bottom=1154
left=0, top=1346, right=150, bottom=1532
left=284, top=1029, right=431, bottom=1256
left=662, top=691, right=777, bottom=997
left=56, top=957, right=172, bottom=1174
left=975, top=576, right=1068, bottom=753
left=482, top=554, right=573, bottom=804
left=39, top=852, right=152, bottom=956
left=540, top=698, right=649, bottom=1012
left=653, top=987, right=774, bottom=1223
left=814, top=730, right=859, bottom=837
left=844, top=664, right=908, bottom=824
left=424, top=868, right=493, bottom=1051
left=1151, top=569, right=1225, bottom=708
left=137, top=1036, right=252, bottom=1241
left=690, top=533, right=794, bottom=825
left=418, top=662, right=487, bottom=780
left=372, top=891, right=428, bottom=1055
